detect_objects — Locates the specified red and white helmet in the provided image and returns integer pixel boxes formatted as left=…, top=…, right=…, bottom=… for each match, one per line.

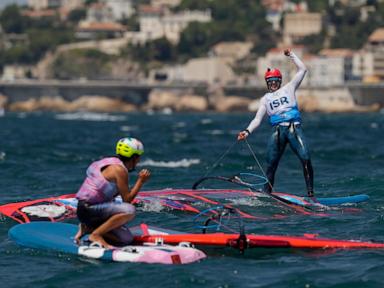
left=264, top=68, right=282, bottom=81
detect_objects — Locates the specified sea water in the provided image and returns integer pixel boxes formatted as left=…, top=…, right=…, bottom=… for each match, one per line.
left=1, top=111, right=384, bottom=288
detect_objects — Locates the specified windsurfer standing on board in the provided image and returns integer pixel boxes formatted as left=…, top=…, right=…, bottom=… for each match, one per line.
left=237, top=49, right=315, bottom=197
left=74, top=137, right=150, bottom=248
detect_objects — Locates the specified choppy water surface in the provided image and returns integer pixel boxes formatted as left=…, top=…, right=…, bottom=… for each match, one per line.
left=1, top=111, right=384, bottom=288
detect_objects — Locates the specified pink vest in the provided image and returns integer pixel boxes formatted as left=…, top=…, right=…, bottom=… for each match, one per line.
left=76, top=157, right=127, bottom=204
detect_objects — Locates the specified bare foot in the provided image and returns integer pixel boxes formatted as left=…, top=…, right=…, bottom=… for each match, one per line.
left=88, top=233, right=114, bottom=249
left=74, top=223, right=92, bottom=244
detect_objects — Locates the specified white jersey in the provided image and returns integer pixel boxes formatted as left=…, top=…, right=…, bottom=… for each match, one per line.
left=246, top=52, right=307, bottom=132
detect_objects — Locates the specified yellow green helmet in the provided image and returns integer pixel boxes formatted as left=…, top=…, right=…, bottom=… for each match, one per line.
left=116, top=137, right=144, bottom=158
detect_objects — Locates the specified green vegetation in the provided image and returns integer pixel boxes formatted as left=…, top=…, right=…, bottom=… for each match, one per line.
left=307, top=0, right=329, bottom=12
left=128, top=0, right=276, bottom=66
left=124, top=37, right=176, bottom=63
left=0, top=5, right=28, bottom=34
left=67, top=8, right=87, bottom=24
left=327, top=2, right=384, bottom=49
left=131, top=0, right=384, bottom=65
left=178, top=0, right=276, bottom=56
left=51, top=49, right=114, bottom=79
left=297, top=31, right=327, bottom=54
left=0, top=5, right=75, bottom=68
left=1, top=0, right=384, bottom=78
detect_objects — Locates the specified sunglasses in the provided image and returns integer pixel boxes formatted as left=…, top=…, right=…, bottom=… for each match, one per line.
left=266, top=77, right=281, bottom=83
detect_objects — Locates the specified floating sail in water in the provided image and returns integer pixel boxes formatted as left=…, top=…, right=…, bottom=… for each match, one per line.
left=0, top=186, right=368, bottom=224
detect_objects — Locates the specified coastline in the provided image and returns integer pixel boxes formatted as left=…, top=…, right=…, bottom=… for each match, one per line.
left=0, top=79, right=382, bottom=113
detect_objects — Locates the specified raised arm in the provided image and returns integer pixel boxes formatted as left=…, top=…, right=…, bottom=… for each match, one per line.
left=285, top=50, right=307, bottom=90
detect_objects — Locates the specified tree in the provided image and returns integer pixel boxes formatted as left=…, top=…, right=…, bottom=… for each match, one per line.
left=176, top=0, right=276, bottom=57
left=328, top=2, right=384, bottom=50
left=152, top=38, right=175, bottom=61
left=51, top=49, right=113, bottom=79
left=177, top=22, right=213, bottom=58
left=0, top=5, right=28, bottom=34
left=175, top=0, right=211, bottom=11
left=67, top=8, right=87, bottom=24
left=297, top=32, right=326, bottom=54
left=307, top=0, right=329, bottom=12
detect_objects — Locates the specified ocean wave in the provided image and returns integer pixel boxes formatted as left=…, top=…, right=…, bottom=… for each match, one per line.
left=200, top=118, right=213, bottom=124
left=0, top=152, right=5, bottom=160
left=370, top=122, right=379, bottom=129
left=205, top=129, right=224, bottom=135
left=173, top=122, right=186, bottom=128
left=55, top=112, right=126, bottom=121
left=120, top=125, right=138, bottom=132
left=139, top=158, right=200, bottom=168
left=138, top=201, right=165, bottom=213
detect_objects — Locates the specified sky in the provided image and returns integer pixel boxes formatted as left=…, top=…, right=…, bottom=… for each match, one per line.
left=0, top=0, right=27, bottom=9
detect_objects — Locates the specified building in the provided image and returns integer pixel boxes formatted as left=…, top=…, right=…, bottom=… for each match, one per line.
left=352, top=50, right=374, bottom=82
left=262, top=0, right=309, bottom=31
left=304, top=55, right=344, bottom=87
left=262, top=0, right=284, bottom=31
left=84, top=2, right=114, bottom=23
left=103, top=0, right=135, bottom=20
left=319, top=48, right=355, bottom=81
left=28, top=0, right=84, bottom=10
left=137, top=5, right=211, bottom=44
left=1, top=65, right=35, bottom=81
left=61, top=0, right=84, bottom=10
left=76, top=22, right=126, bottom=39
left=137, top=5, right=164, bottom=41
left=28, top=0, right=61, bottom=10
left=283, top=12, right=323, bottom=45
left=151, top=0, right=181, bottom=8
left=365, top=28, right=384, bottom=79
left=22, top=9, right=57, bottom=18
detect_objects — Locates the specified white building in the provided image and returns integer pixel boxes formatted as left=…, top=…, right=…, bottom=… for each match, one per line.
left=352, top=50, right=374, bottom=81
left=151, top=0, right=181, bottom=8
left=365, top=28, right=384, bottom=80
left=28, top=0, right=61, bottom=10
left=61, top=0, right=84, bottom=10
left=319, top=49, right=355, bottom=81
left=84, top=2, right=114, bottom=23
left=137, top=6, right=211, bottom=44
left=103, top=0, right=135, bottom=20
left=304, top=56, right=344, bottom=87
left=76, top=21, right=126, bottom=39
left=1, top=65, right=34, bottom=81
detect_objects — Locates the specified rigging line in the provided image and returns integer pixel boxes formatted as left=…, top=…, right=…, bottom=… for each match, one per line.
left=203, top=140, right=237, bottom=178
left=195, top=206, right=241, bottom=234
left=244, top=139, right=274, bottom=192
left=243, top=139, right=321, bottom=214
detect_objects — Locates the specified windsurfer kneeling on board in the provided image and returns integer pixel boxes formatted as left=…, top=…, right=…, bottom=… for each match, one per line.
left=238, top=49, right=315, bottom=197
left=74, top=137, right=150, bottom=248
